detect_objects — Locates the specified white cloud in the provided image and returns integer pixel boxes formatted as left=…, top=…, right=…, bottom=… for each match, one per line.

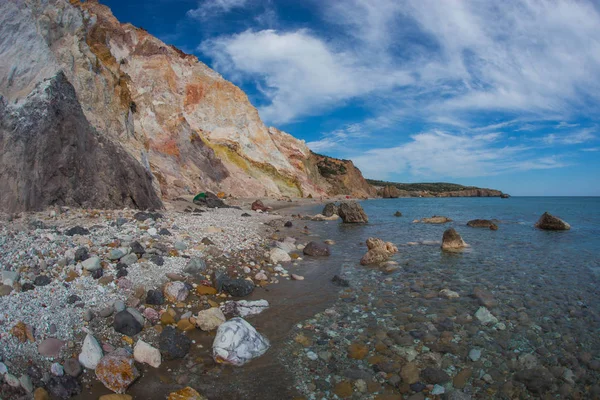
left=352, top=130, right=566, bottom=180
left=201, top=29, right=412, bottom=124
left=187, top=0, right=248, bottom=20
left=199, top=0, right=600, bottom=126
left=543, top=128, right=596, bottom=145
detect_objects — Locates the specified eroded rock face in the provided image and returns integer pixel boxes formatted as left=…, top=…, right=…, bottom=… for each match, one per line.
left=0, top=73, right=162, bottom=212
left=535, top=212, right=571, bottom=231
left=441, top=228, right=467, bottom=251
left=0, top=0, right=376, bottom=209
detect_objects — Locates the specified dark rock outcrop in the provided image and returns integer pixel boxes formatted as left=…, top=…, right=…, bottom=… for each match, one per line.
left=441, top=228, right=467, bottom=251
left=337, top=201, right=368, bottom=223
left=535, top=212, right=570, bottom=231
left=0, top=73, right=162, bottom=212
left=322, top=203, right=339, bottom=217
left=467, top=219, right=498, bottom=230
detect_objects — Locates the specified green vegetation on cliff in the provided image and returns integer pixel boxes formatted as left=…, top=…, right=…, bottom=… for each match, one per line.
left=366, top=179, right=499, bottom=194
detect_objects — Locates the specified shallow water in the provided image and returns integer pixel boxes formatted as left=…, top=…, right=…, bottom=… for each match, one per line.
left=283, top=197, right=600, bottom=399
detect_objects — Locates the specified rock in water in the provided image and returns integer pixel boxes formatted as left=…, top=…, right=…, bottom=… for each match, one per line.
left=515, top=367, right=554, bottom=394
left=251, top=200, right=269, bottom=212
left=133, top=340, right=161, bottom=368
left=441, top=228, right=467, bottom=251
left=195, top=308, right=227, bottom=331
left=337, top=202, right=368, bottom=223
left=535, top=212, right=571, bottom=230
left=78, top=334, right=103, bottom=370
left=159, top=327, right=192, bottom=360
left=167, top=387, right=207, bottom=400
left=221, top=279, right=254, bottom=297
left=47, top=375, right=82, bottom=399
left=322, top=203, right=339, bottom=217
left=303, top=241, right=331, bottom=256
left=269, top=248, right=291, bottom=263
left=467, top=219, right=498, bottom=230
left=213, top=318, right=270, bottom=366
left=420, top=216, right=452, bottom=224
left=95, top=349, right=140, bottom=394
left=475, top=307, right=498, bottom=325
left=394, top=211, right=402, bottom=217
left=220, top=300, right=270, bottom=317
left=360, top=248, right=390, bottom=265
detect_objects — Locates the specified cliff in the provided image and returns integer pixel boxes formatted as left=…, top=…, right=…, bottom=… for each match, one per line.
left=0, top=0, right=373, bottom=211
left=369, top=181, right=506, bottom=198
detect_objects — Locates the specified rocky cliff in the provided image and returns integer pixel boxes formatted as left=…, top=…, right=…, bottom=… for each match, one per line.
left=372, top=182, right=506, bottom=198
left=0, top=0, right=373, bottom=211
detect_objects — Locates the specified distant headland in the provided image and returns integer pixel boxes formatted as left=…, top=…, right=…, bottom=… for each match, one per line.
left=366, top=179, right=510, bottom=198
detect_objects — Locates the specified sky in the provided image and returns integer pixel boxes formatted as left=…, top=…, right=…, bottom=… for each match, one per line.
left=100, top=0, right=600, bottom=195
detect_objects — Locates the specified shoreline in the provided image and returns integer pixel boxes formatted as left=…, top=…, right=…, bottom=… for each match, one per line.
left=0, top=198, right=343, bottom=399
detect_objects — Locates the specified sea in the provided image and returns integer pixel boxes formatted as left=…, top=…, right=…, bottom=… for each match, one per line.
left=279, top=196, right=600, bottom=399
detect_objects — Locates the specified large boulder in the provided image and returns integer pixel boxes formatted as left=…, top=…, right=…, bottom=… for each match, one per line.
left=193, top=192, right=229, bottom=208
left=95, top=349, right=139, bottom=394
left=251, top=200, right=269, bottom=212
left=441, top=228, right=467, bottom=251
left=213, top=317, right=270, bottom=366
left=535, top=212, right=570, bottom=230
left=322, top=203, right=338, bottom=217
left=360, top=248, right=390, bottom=265
left=337, top=202, right=368, bottom=223
left=303, top=241, right=331, bottom=256
left=467, top=219, right=498, bottom=230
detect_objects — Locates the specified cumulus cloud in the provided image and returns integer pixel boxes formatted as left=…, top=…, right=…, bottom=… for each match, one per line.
left=200, top=29, right=412, bottom=124
left=187, top=0, right=248, bottom=20
left=352, top=130, right=566, bottom=180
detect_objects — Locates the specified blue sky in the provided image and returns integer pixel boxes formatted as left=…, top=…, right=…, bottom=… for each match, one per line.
left=101, top=0, right=600, bottom=195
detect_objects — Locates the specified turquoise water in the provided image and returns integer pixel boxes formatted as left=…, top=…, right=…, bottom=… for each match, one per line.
left=288, top=197, right=600, bottom=399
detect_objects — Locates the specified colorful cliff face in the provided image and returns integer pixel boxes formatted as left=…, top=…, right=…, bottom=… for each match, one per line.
left=0, top=0, right=374, bottom=211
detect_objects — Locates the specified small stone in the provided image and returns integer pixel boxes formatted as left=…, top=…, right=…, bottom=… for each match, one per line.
left=196, top=286, right=217, bottom=295
left=5, top=373, right=20, bottom=387
left=100, top=307, right=114, bottom=318
left=146, top=289, right=165, bottom=305
left=51, top=363, right=64, bottom=376
left=95, top=350, right=140, bottom=394
left=114, top=300, right=126, bottom=312
left=34, top=275, right=52, bottom=286
left=83, top=309, right=94, bottom=321
left=63, top=358, right=82, bottom=377
left=468, top=348, right=482, bottom=362
left=0, top=284, right=13, bottom=296
left=431, top=385, right=445, bottom=395
left=222, top=278, right=254, bottom=297
left=177, top=319, right=195, bottom=332
left=184, top=257, right=206, bottom=274
left=79, top=334, right=103, bottom=369
left=421, top=367, right=450, bottom=384
left=19, top=374, right=34, bottom=393
left=46, top=375, right=82, bottom=398
left=334, top=381, right=353, bottom=398
left=98, top=395, right=133, bottom=400
left=174, top=241, right=187, bottom=251
left=120, top=253, right=138, bottom=266
left=306, top=351, right=318, bottom=361
left=400, top=362, right=420, bottom=384
left=159, top=326, right=191, bottom=360
left=133, top=340, right=162, bottom=368
left=164, top=281, right=189, bottom=303
left=453, top=368, right=472, bottom=389
left=348, top=343, right=368, bottom=360
left=33, top=388, right=51, bottom=400
left=38, top=338, right=65, bottom=357
left=82, top=257, right=101, bottom=271
left=195, top=308, right=226, bottom=331
left=254, top=272, right=268, bottom=281
left=65, top=226, right=90, bottom=236
left=475, top=307, right=498, bottom=325
left=291, top=274, right=304, bottom=281
left=0, top=362, right=7, bottom=374
left=161, top=312, right=176, bottom=325
left=108, top=249, right=126, bottom=261
left=440, top=288, right=460, bottom=299
left=331, top=275, right=350, bottom=287
left=147, top=227, right=158, bottom=236
left=150, top=254, right=165, bottom=266
left=114, top=310, right=143, bottom=336
left=269, top=248, right=291, bottom=263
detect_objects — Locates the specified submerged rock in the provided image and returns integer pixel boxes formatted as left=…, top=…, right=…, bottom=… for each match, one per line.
left=46, top=375, right=82, bottom=399
left=337, top=201, right=368, bottom=223
left=222, top=278, right=254, bottom=297
left=167, top=387, right=207, bottom=400
left=475, top=307, right=498, bottom=325
left=360, top=248, right=390, bottom=265
left=303, top=241, right=330, bottom=256
left=331, top=275, right=350, bottom=287
left=467, top=219, right=498, bottom=230
left=213, top=317, right=270, bottom=366
left=441, top=228, right=467, bottom=250
left=515, top=367, right=554, bottom=394
left=420, top=215, right=452, bottom=224
left=535, top=212, right=570, bottom=230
